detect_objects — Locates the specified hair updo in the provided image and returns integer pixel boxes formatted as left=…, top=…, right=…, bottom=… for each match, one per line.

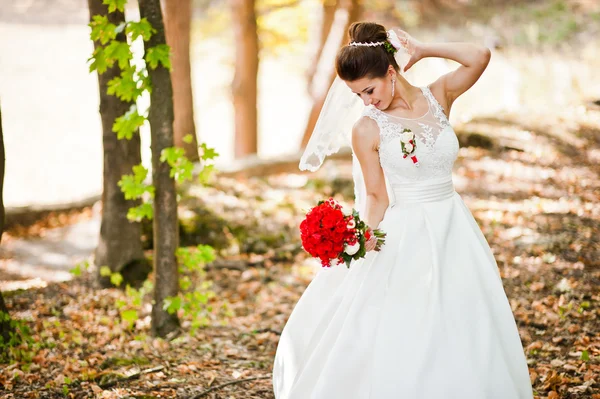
left=335, top=22, right=400, bottom=82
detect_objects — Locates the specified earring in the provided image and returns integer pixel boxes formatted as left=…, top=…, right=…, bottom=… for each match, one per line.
left=391, top=77, right=396, bottom=98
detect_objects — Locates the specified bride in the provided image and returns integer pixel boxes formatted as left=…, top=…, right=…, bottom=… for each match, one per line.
left=273, top=22, right=534, bottom=399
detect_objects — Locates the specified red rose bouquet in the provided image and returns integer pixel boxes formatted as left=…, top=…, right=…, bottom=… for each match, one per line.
left=299, top=198, right=386, bottom=268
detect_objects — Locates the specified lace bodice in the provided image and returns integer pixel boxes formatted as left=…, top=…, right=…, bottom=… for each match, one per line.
left=362, top=86, right=459, bottom=185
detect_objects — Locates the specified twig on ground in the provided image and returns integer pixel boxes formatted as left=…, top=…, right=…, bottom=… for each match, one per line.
left=189, top=374, right=272, bottom=399
left=98, top=365, right=165, bottom=389
left=253, top=328, right=281, bottom=335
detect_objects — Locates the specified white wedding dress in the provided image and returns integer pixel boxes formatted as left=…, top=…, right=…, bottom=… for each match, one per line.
left=272, top=86, right=534, bottom=399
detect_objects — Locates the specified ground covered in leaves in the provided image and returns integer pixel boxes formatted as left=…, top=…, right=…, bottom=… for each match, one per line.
left=1, top=105, right=600, bottom=399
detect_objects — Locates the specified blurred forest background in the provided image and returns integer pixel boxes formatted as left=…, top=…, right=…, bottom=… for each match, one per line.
left=0, top=0, right=599, bottom=398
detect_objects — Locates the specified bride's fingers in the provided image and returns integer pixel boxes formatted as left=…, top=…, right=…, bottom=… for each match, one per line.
left=366, top=237, right=377, bottom=251
left=403, top=55, right=418, bottom=72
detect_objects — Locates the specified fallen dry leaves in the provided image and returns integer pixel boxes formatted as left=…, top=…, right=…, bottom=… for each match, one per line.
left=1, top=107, right=599, bottom=398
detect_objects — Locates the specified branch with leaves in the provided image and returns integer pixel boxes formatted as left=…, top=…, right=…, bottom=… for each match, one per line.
left=85, top=0, right=227, bottom=335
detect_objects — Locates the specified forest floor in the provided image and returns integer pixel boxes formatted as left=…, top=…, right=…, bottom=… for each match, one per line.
left=0, top=104, right=599, bottom=398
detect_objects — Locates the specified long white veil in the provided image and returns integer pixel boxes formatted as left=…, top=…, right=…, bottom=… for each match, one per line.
left=299, top=29, right=410, bottom=216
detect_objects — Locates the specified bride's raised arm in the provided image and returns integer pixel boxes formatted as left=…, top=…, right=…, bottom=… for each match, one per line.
left=392, top=28, right=491, bottom=113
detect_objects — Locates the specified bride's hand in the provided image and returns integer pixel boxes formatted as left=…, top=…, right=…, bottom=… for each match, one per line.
left=364, top=228, right=378, bottom=252
left=392, top=28, right=424, bottom=72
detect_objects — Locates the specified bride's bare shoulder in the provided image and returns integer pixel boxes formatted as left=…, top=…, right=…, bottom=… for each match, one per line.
left=352, top=115, right=380, bottom=150
left=353, top=115, right=379, bottom=138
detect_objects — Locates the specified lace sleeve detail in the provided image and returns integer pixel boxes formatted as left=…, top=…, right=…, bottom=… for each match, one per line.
left=362, top=106, right=388, bottom=126
left=363, top=107, right=399, bottom=144
left=423, top=86, right=450, bottom=129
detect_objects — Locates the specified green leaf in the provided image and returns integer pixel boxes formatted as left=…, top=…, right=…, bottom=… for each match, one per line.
left=199, top=143, right=219, bottom=161
left=120, top=309, right=138, bottom=324
left=183, top=134, right=194, bottom=144
left=163, top=296, right=182, bottom=314
left=160, top=147, right=193, bottom=182
left=127, top=203, right=154, bottom=222
left=198, top=164, right=216, bottom=185
left=180, top=276, right=192, bottom=291
left=104, top=40, right=133, bottom=70
left=197, top=292, right=209, bottom=304
left=102, top=0, right=127, bottom=13
left=196, top=245, right=217, bottom=264
left=88, top=46, right=112, bottom=74
left=145, top=44, right=172, bottom=70
left=160, top=146, right=183, bottom=164
left=580, top=301, right=590, bottom=309
left=126, top=18, right=156, bottom=41
left=135, top=69, right=152, bottom=94
left=113, top=105, right=145, bottom=140
left=100, top=266, right=112, bottom=277
left=110, top=272, right=123, bottom=287
left=69, top=264, right=82, bottom=277
left=118, top=164, right=152, bottom=199
left=176, top=245, right=215, bottom=272
left=107, top=68, right=143, bottom=102
left=89, top=15, right=117, bottom=45
left=581, top=350, right=590, bottom=361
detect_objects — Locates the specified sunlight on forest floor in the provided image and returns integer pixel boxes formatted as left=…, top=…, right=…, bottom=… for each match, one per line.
left=1, top=1, right=599, bottom=397
left=1, top=102, right=599, bottom=398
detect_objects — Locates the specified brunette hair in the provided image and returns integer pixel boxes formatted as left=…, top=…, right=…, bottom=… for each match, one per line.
left=335, top=22, right=399, bottom=81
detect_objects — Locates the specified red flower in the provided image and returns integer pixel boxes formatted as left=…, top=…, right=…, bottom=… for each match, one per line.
left=299, top=198, right=386, bottom=268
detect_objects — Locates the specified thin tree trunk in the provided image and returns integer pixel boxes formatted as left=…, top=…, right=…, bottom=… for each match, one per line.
left=163, top=0, right=200, bottom=162
left=88, top=0, right=150, bottom=288
left=306, top=0, right=338, bottom=97
left=300, top=0, right=362, bottom=148
left=0, top=291, right=9, bottom=346
left=0, top=102, right=12, bottom=345
left=139, top=0, right=180, bottom=337
left=231, top=0, right=259, bottom=158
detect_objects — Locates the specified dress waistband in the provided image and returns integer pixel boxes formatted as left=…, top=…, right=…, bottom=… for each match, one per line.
left=390, top=176, right=455, bottom=206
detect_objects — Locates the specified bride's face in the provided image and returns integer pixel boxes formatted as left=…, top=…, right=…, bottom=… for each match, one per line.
left=346, top=73, right=393, bottom=110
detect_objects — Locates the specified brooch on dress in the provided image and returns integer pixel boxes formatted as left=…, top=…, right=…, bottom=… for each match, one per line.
left=400, top=128, right=420, bottom=167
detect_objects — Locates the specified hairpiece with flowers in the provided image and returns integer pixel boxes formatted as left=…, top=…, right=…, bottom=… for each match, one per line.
left=348, top=30, right=403, bottom=56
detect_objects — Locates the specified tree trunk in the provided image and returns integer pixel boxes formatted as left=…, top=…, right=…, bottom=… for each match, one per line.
left=231, top=0, right=259, bottom=158
left=300, top=0, right=362, bottom=148
left=0, top=102, right=12, bottom=345
left=139, top=0, right=180, bottom=337
left=306, top=0, right=339, bottom=96
left=416, top=0, right=443, bottom=16
left=88, top=0, right=151, bottom=289
left=163, top=0, right=200, bottom=162
left=0, top=291, right=10, bottom=346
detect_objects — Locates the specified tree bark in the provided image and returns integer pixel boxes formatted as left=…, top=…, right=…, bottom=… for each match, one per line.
left=0, top=102, right=12, bottom=345
left=306, top=0, right=339, bottom=96
left=139, top=0, right=180, bottom=337
left=231, top=0, right=259, bottom=158
left=88, top=0, right=151, bottom=289
left=0, top=291, right=9, bottom=347
left=300, top=0, right=362, bottom=148
left=163, top=0, right=200, bottom=162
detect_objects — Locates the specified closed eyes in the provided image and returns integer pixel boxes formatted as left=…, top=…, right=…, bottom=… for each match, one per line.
left=357, top=89, right=374, bottom=97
